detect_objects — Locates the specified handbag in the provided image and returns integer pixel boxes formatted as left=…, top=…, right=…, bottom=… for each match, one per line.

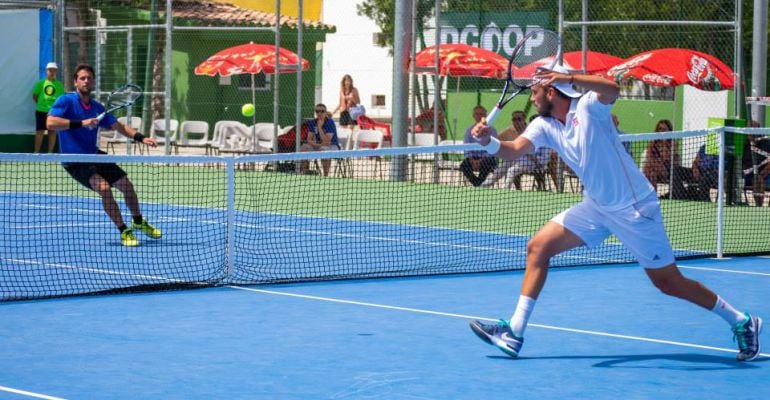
left=349, top=104, right=366, bottom=120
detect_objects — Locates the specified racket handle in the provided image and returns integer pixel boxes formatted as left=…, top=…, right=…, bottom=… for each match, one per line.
left=486, top=106, right=502, bottom=125
left=90, top=113, right=106, bottom=130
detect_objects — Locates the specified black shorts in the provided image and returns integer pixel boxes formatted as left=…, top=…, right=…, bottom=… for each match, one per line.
left=339, top=111, right=357, bottom=126
left=64, top=162, right=128, bottom=190
left=35, top=111, right=48, bottom=131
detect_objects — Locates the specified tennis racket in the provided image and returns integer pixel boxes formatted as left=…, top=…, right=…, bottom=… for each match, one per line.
left=486, top=28, right=562, bottom=125
left=96, top=84, right=143, bottom=122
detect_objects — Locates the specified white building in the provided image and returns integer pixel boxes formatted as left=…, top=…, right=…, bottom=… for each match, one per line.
left=320, top=0, right=394, bottom=120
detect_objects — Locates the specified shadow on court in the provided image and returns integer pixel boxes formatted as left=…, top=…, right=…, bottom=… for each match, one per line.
left=489, top=353, right=765, bottom=370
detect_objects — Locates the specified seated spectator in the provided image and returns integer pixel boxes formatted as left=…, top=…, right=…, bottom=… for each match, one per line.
left=504, top=147, right=553, bottom=190
left=299, top=103, right=340, bottom=176
left=743, top=134, right=770, bottom=206
left=460, top=105, right=497, bottom=186
left=480, top=110, right=527, bottom=188
left=662, top=143, right=722, bottom=202
left=413, top=104, right=446, bottom=139
left=643, top=119, right=680, bottom=188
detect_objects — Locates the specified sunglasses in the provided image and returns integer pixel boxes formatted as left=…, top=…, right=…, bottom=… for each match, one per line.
left=315, top=109, right=326, bottom=113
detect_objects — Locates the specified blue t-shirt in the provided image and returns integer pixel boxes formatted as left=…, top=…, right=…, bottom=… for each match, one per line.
left=696, top=145, right=719, bottom=171
left=306, top=118, right=339, bottom=147
left=48, top=92, right=117, bottom=154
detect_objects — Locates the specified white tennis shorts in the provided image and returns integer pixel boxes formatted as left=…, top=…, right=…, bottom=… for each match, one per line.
left=551, top=193, right=675, bottom=269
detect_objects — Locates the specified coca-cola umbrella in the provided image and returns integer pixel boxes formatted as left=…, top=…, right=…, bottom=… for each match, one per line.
left=414, top=43, right=508, bottom=136
left=606, top=48, right=734, bottom=90
left=195, top=42, right=310, bottom=151
left=607, top=48, right=734, bottom=200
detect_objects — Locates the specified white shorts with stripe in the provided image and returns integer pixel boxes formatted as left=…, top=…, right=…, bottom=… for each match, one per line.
left=551, top=193, right=675, bottom=269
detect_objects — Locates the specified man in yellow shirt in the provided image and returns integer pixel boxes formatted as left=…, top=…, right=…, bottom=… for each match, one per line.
left=32, top=62, right=65, bottom=153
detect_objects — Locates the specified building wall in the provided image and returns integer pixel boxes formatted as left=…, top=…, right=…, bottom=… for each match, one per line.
left=320, top=0, right=393, bottom=119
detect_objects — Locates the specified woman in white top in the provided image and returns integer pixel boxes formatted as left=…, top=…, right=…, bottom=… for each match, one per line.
left=332, top=74, right=360, bottom=128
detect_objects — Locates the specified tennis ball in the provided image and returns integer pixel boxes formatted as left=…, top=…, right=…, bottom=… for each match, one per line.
left=241, top=103, right=255, bottom=117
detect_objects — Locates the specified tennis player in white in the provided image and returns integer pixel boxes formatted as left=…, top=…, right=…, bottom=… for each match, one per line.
left=469, top=65, right=762, bottom=361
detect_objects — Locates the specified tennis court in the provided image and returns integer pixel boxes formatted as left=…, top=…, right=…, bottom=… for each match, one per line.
left=0, top=256, right=768, bottom=399
left=3, top=1, right=770, bottom=398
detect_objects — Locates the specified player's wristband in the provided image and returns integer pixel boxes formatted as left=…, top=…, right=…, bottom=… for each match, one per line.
left=485, top=136, right=501, bottom=155
left=133, top=132, right=146, bottom=143
left=69, top=120, right=82, bottom=129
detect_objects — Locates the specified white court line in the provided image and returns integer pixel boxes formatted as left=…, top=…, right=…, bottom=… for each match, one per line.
left=0, top=385, right=66, bottom=400
left=229, top=285, right=770, bottom=358
left=5, top=259, right=193, bottom=284
left=13, top=222, right=112, bottom=229
left=20, top=204, right=102, bottom=214
left=679, top=265, right=770, bottom=277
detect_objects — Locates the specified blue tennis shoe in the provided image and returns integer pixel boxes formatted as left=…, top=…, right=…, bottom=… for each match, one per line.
left=732, top=313, right=762, bottom=361
left=470, top=319, right=523, bottom=357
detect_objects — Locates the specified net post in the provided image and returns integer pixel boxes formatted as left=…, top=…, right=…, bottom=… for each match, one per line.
left=716, top=127, right=725, bottom=258
left=226, top=157, right=235, bottom=276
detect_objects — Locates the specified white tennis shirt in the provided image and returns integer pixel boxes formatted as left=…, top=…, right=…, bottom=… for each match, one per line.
left=522, top=92, right=654, bottom=211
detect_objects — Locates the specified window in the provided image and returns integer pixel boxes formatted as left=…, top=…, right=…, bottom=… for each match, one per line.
left=372, top=32, right=387, bottom=47
left=371, top=94, right=386, bottom=108
left=237, top=72, right=271, bottom=92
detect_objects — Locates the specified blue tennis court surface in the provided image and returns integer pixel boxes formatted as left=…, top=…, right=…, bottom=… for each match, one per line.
left=0, top=256, right=767, bottom=399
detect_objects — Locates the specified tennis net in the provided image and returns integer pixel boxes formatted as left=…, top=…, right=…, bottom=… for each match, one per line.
left=1, top=128, right=768, bottom=300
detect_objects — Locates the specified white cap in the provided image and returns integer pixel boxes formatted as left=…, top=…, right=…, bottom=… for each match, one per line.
left=46, top=62, right=58, bottom=70
left=537, top=64, right=582, bottom=98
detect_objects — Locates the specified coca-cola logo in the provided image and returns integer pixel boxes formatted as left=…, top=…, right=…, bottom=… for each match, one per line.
left=642, top=73, right=673, bottom=85
left=687, top=55, right=711, bottom=85
left=606, top=53, right=652, bottom=76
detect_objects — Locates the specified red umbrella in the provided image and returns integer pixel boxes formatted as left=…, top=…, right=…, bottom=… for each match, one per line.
left=516, top=50, right=623, bottom=77
left=414, top=43, right=508, bottom=78
left=562, top=51, right=623, bottom=74
left=195, top=43, right=310, bottom=153
left=414, top=44, right=507, bottom=137
left=606, top=48, right=734, bottom=90
left=194, top=42, right=309, bottom=76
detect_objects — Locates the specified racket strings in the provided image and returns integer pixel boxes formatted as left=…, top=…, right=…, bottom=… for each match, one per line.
left=108, top=86, right=142, bottom=108
left=510, top=31, right=561, bottom=88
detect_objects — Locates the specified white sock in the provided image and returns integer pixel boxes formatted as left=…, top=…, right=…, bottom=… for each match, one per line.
left=509, top=295, right=536, bottom=337
left=712, top=295, right=746, bottom=326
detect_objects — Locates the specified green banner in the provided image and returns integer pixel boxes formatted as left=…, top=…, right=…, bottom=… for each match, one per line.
left=438, top=12, right=550, bottom=59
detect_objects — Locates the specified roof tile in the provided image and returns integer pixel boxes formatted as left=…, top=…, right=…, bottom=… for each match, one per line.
left=172, top=0, right=335, bottom=31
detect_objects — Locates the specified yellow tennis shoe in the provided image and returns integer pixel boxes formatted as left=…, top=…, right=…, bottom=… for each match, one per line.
left=132, top=219, right=162, bottom=239
left=120, top=229, right=139, bottom=247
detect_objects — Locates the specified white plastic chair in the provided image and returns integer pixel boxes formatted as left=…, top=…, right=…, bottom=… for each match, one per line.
left=353, top=129, right=384, bottom=178
left=150, top=118, right=179, bottom=147
left=217, top=123, right=270, bottom=155
left=252, top=122, right=277, bottom=152
left=105, top=116, right=144, bottom=154
left=409, top=133, right=439, bottom=178
left=336, top=127, right=353, bottom=151
left=437, top=139, right=467, bottom=185
left=176, top=120, right=210, bottom=154
left=330, top=128, right=353, bottom=177
left=211, top=121, right=244, bottom=154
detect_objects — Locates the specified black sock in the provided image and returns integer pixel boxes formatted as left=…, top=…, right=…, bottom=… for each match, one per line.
left=133, top=216, right=143, bottom=224
left=118, top=224, right=128, bottom=233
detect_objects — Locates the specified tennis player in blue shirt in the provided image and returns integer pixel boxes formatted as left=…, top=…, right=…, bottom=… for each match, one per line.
left=47, top=64, right=161, bottom=247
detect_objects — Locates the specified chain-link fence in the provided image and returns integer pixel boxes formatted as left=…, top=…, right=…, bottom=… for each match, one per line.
left=408, top=0, right=743, bottom=141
